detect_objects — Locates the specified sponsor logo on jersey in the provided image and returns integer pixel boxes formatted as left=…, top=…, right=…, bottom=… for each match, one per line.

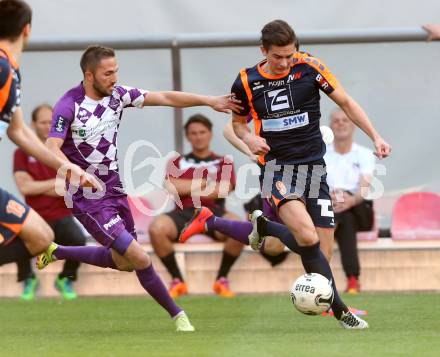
left=268, top=80, right=285, bottom=87
left=287, top=72, right=302, bottom=82
left=103, top=215, right=122, bottom=230
left=77, top=109, right=92, bottom=123
left=275, top=181, right=287, bottom=195
left=55, top=116, right=66, bottom=133
left=261, top=112, right=309, bottom=132
left=315, top=73, right=330, bottom=91
left=264, top=87, right=294, bottom=113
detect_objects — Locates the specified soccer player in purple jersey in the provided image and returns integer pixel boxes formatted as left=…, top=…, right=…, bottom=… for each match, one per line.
left=0, top=0, right=99, bottom=270
left=180, top=20, right=392, bottom=329
left=36, top=45, right=242, bottom=332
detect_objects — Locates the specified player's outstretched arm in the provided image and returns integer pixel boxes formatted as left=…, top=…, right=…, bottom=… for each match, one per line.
left=423, top=24, right=440, bottom=41
left=143, top=91, right=243, bottom=113
left=328, top=86, right=391, bottom=159
left=223, top=118, right=258, bottom=162
left=7, top=107, right=65, bottom=170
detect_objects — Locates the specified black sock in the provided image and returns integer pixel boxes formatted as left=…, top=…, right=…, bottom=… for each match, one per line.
left=299, top=242, right=347, bottom=319
left=160, top=252, right=184, bottom=281
left=217, top=251, right=239, bottom=280
left=0, top=239, right=32, bottom=266
left=259, top=219, right=301, bottom=255
left=261, top=251, right=289, bottom=267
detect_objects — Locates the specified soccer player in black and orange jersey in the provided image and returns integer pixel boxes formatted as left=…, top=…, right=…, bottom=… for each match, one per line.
left=180, top=19, right=391, bottom=329
left=0, top=0, right=99, bottom=268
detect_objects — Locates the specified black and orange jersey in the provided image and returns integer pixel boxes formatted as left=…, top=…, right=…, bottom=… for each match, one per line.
left=231, top=52, right=339, bottom=165
left=0, top=47, right=21, bottom=139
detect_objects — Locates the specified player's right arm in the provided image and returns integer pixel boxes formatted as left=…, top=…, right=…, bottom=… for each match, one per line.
left=230, top=71, right=270, bottom=156
left=7, top=107, right=66, bottom=170
left=46, top=136, right=102, bottom=190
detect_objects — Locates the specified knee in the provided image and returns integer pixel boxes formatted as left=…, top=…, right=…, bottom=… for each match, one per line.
left=263, top=237, right=285, bottom=256
left=225, top=237, right=244, bottom=249
left=322, top=248, right=333, bottom=262
left=33, top=224, right=54, bottom=254
left=148, top=220, right=167, bottom=241
left=292, top=225, right=318, bottom=246
left=126, top=244, right=151, bottom=270
left=116, top=261, right=134, bottom=272
left=131, top=251, right=151, bottom=270
left=40, top=224, right=54, bottom=248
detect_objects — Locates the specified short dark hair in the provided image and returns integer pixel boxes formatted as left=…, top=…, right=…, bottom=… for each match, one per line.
left=261, top=19, right=297, bottom=50
left=31, top=103, right=52, bottom=122
left=184, top=114, right=213, bottom=133
left=0, top=0, right=32, bottom=40
left=80, top=45, right=115, bottom=74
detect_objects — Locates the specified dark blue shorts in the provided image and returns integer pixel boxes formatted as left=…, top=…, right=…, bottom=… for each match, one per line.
left=259, top=159, right=335, bottom=228
left=0, top=187, right=30, bottom=245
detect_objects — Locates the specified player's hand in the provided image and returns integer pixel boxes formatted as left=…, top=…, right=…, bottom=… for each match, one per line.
left=423, top=24, right=440, bottom=41
left=373, top=137, right=391, bottom=159
left=66, top=164, right=103, bottom=191
left=209, top=93, right=243, bottom=114
left=248, top=153, right=260, bottom=163
left=243, top=133, right=270, bottom=156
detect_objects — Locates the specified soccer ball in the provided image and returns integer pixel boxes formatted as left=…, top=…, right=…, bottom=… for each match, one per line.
left=290, top=273, right=334, bottom=315
left=320, top=125, right=334, bottom=145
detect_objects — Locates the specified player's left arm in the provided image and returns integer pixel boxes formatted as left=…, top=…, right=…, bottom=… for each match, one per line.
left=327, top=87, right=391, bottom=159
left=143, top=91, right=243, bottom=114
left=223, top=118, right=258, bottom=162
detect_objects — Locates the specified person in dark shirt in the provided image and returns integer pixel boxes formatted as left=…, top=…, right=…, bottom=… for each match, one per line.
left=149, top=114, right=242, bottom=298
left=13, top=104, right=87, bottom=300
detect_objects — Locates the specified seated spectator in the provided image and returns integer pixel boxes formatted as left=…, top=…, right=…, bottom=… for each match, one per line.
left=324, top=108, right=375, bottom=294
left=149, top=114, right=243, bottom=298
left=13, top=104, right=87, bottom=300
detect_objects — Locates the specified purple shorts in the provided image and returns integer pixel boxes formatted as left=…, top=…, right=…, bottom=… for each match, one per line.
left=262, top=197, right=282, bottom=223
left=71, top=191, right=137, bottom=248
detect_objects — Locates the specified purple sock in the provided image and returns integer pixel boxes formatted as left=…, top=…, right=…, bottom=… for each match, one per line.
left=53, top=246, right=116, bottom=269
left=136, top=264, right=182, bottom=318
left=206, top=216, right=251, bottom=245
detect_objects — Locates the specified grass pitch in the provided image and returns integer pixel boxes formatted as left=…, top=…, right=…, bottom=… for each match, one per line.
left=1, top=293, right=439, bottom=357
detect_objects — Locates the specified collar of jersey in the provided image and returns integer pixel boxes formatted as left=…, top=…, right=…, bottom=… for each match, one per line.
left=257, top=60, right=291, bottom=80
left=0, top=45, right=19, bottom=69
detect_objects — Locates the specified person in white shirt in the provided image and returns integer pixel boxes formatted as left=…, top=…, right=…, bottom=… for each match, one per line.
left=325, top=108, right=375, bottom=294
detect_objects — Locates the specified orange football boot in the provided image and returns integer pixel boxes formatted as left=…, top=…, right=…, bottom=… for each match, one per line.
left=169, top=278, right=188, bottom=299
left=213, top=277, right=235, bottom=298
left=179, top=207, right=214, bottom=243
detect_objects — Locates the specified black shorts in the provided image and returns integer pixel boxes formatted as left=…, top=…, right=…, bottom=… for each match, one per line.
left=166, top=206, right=226, bottom=240
left=259, top=159, right=335, bottom=229
left=0, top=187, right=30, bottom=245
